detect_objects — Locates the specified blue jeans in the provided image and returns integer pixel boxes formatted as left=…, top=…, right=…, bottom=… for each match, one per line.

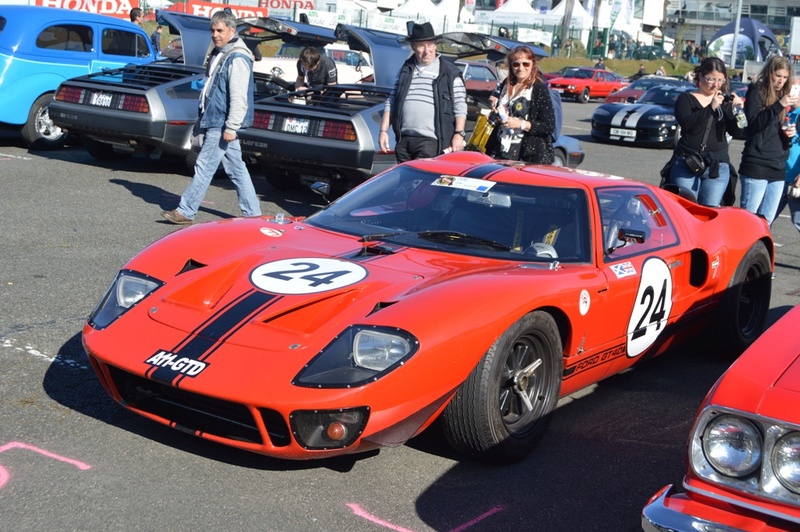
left=178, top=128, right=261, bottom=220
left=772, top=183, right=800, bottom=232
left=739, top=175, right=783, bottom=225
left=669, top=157, right=730, bottom=207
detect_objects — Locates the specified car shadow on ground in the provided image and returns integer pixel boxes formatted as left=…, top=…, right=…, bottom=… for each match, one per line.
left=42, top=332, right=378, bottom=473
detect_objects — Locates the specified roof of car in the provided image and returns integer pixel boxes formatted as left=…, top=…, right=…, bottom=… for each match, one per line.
left=0, top=5, right=147, bottom=43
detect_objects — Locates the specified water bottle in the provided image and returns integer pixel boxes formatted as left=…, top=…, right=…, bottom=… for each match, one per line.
left=733, top=106, right=747, bottom=129
left=782, top=115, right=791, bottom=131
left=498, top=105, right=508, bottom=124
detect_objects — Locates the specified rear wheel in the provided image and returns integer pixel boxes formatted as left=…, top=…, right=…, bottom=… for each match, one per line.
left=713, top=240, right=771, bottom=356
left=577, top=87, right=590, bottom=104
left=21, top=94, right=68, bottom=149
left=441, top=311, right=562, bottom=464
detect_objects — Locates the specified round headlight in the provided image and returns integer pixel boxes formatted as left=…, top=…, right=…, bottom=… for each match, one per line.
left=773, top=432, right=800, bottom=494
left=702, top=415, right=762, bottom=477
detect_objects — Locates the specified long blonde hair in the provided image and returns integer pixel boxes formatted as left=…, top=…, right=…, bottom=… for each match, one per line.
left=755, top=56, right=793, bottom=118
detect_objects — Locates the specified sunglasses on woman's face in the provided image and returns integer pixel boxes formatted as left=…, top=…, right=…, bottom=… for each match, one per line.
left=512, top=61, right=532, bottom=68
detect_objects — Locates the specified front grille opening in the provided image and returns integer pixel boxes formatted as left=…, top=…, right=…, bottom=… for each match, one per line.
left=108, top=366, right=263, bottom=444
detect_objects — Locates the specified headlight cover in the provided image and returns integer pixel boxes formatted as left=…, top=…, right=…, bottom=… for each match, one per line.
left=293, top=325, right=419, bottom=388
left=593, top=108, right=611, bottom=117
left=88, top=270, right=163, bottom=330
left=773, top=432, right=800, bottom=494
left=702, top=414, right=762, bottom=477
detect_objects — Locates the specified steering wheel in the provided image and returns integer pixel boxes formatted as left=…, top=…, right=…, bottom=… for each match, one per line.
left=531, top=242, right=558, bottom=259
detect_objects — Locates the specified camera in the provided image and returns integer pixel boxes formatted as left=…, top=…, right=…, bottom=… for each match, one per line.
left=487, top=110, right=503, bottom=127
left=722, top=93, right=735, bottom=102
left=787, top=185, right=800, bottom=199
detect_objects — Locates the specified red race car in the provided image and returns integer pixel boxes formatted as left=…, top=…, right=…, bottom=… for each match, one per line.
left=643, top=303, right=800, bottom=530
left=83, top=152, right=773, bottom=463
left=548, top=67, right=629, bottom=103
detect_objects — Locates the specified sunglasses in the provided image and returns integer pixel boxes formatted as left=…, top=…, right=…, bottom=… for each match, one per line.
left=703, top=76, right=726, bottom=85
left=511, top=61, right=532, bottom=68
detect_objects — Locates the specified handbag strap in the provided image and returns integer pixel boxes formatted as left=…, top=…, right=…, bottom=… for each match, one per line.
left=699, top=114, right=714, bottom=151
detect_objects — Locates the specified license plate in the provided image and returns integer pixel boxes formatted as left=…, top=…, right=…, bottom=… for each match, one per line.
left=553, top=88, right=563, bottom=93
left=283, top=117, right=309, bottom=135
left=611, top=128, right=636, bottom=138
left=90, top=92, right=113, bottom=107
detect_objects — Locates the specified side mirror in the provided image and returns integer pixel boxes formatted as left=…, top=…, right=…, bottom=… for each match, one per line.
left=310, top=182, right=331, bottom=203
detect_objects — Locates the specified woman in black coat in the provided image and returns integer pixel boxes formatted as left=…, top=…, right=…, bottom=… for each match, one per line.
left=486, top=46, right=555, bottom=164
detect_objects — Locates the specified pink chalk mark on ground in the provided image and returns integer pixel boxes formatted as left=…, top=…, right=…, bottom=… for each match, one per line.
left=347, top=503, right=504, bottom=532
left=0, top=441, right=92, bottom=489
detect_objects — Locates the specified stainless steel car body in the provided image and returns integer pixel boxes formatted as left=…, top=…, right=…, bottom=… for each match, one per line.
left=48, top=12, right=335, bottom=169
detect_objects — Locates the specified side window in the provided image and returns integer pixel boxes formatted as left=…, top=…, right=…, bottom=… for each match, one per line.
left=476, top=66, right=496, bottom=82
left=597, top=187, right=678, bottom=260
left=102, top=28, right=149, bottom=57
left=36, top=24, right=93, bottom=52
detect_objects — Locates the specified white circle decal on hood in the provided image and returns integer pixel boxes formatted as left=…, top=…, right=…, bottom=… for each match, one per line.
left=250, top=258, right=368, bottom=295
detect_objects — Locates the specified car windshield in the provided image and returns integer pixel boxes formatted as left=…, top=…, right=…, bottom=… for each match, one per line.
left=630, top=78, right=680, bottom=90
left=636, top=88, right=685, bottom=106
left=306, top=166, right=591, bottom=263
left=563, top=69, right=593, bottom=79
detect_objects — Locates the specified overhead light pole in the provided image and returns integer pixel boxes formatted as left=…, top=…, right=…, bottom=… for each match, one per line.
left=731, top=0, right=743, bottom=69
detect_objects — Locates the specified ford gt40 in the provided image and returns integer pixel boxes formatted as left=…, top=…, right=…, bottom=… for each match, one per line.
left=83, top=152, right=773, bottom=463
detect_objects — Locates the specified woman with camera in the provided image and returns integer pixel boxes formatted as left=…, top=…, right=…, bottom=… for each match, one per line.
left=485, top=46, right=555, bottom=164
left=666, top=57, right=744, bottom=207
left=739, top=56, right=797, bottom=225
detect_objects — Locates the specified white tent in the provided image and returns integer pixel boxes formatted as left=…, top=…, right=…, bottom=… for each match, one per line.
left=548, top=0, right=592, bottom=28
left=435, top=0, right=475, bottom=25
left=390, top=0, right=438, bottom=17
left=487, top=0, right=539, bottom=25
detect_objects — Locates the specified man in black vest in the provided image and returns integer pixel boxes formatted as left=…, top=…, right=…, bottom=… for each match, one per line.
left=379, top=22, right=467, bottom=162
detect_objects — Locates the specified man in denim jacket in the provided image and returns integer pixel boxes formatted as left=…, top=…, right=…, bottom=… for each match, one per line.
left=162, top=11, right=261, bottom=225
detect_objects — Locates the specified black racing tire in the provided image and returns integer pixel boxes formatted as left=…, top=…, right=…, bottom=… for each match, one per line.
left=83, top=137, right=124, bottom=160
left=441, top=311, right=562, bottom=464
left=552, top=148, right=567, bottom=167
left=21, top=93, right=68, bottom=150
left=577, top=87, right=590, bottom=104
left=713, top=240, right=771, bottom=357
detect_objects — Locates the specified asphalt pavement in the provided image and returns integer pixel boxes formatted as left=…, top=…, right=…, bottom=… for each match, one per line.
left=1, top=100, right=799, bottom=531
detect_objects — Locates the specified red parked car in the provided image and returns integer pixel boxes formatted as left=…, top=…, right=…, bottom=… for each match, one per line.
left=549, top=67, right=629, bottom=103
left=643, top=304, right=800, bottom=531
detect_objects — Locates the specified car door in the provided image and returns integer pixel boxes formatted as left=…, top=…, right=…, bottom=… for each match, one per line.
left=591, top=186, right=696, bottom=374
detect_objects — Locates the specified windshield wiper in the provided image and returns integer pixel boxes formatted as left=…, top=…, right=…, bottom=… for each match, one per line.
left=417, top=230, right=511, bottom=251
left=360, top=230, right=510, bottom=251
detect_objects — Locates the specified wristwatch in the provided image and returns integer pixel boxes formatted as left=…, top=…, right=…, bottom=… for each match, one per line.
left=455, top=130, right=466, bottom=138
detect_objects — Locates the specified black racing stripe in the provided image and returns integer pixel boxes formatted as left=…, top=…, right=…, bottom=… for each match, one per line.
left=148, top=290, right=277, bottom=384
left=458, top=162, right=508, bottom=180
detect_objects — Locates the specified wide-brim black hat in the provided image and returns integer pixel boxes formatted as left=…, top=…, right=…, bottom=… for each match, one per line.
left=398, top=22, right=441, bottom=44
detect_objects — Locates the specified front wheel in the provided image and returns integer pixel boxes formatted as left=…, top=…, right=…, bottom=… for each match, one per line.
left=441, top=311, right=562, bottom=464
left=21, top=94, right=68, bottom=149
left=577, top=88, right=590, bottom=104
left=713, top=240, right=771, bottom=356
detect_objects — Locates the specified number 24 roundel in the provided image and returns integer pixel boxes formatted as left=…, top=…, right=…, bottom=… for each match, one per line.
left=626, top=257, right=673, bottom=358
left=250, top=258, right=368, bottom=295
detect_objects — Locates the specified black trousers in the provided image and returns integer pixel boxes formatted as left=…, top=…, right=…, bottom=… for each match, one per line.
left=395, top=135, right=439, bottom=163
